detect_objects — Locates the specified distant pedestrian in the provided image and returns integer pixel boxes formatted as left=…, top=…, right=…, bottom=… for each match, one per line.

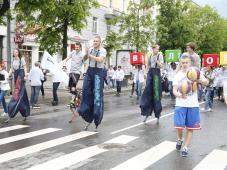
left=134, top=65, right=145, bottom=101
left=52, top=71, right=61, bottom=106
left=40, top=69, right=47, bottom=97
left=0, top=62, right=10, bottom=118
left=115, top=66, right=125, bottom=96
left=107, top=65, right=115, bottom=89
left=222, top=66, right=227, bottom=105
left=130, top=66, right=137, bottom=98
left=28, top=62, right=44, bottom=109
left=200, top=66, right=215, bottom=112
left=167, top=62, right=177, bottom=99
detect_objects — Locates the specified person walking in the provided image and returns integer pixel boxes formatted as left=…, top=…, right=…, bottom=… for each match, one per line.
left=173, top=54, right=208, bottom=157
left=63, top=42, right=84, bottom=95
left=134, top=65, right=145, bottom=101
left=140, top=45, right=164, bottom=123
left=115, top=66, right=125, bottom=96
left=28, top=62, right=44, bottom=109
left=0, top=62, right=10, bottom=118
left=40, top=69, right=47, bottom=97
left=7, top=48, right=30, bottom=121
left=107, top=65, right=115, bottom=89
left=78, top=35, right=107, bottom=131
left=200, top=66, right=215, bottom=112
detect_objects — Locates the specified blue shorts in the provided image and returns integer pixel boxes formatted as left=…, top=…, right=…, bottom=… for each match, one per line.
left=174, top=107, right=201, bottom=130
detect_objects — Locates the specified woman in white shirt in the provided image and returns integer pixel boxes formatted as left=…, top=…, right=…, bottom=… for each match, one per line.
left=115, top=66, right=125, bottom=96
left=0, top=63, right=10, bottom=117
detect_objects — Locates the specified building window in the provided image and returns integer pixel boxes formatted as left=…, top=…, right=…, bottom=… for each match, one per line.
left=0, top=36, right=3, bottom=61
left=92, top=17, right=98, bottom=34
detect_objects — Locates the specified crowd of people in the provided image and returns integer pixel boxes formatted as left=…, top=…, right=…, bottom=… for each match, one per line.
left=0, top=36, right=227, bottom=157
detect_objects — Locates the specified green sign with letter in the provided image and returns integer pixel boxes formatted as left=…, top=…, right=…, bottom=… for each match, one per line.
left=165, top=50, right=181, bottom=62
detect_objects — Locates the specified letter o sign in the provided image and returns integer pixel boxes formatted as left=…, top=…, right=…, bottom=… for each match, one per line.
left=133, top=55, right=138, bottom=62
left=206, top=57, right=214, bottom=65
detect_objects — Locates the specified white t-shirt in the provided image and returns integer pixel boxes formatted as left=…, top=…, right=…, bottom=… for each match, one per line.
left=173, top=70, right=205, bottom=107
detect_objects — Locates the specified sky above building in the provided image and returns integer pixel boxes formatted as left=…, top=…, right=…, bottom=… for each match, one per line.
left=193, top=0, right=227, bottom=18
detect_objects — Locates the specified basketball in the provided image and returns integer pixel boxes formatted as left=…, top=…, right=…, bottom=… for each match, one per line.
left=187, top=67, right=200, bottom=81
left=178, top=80, right=192, bottom=95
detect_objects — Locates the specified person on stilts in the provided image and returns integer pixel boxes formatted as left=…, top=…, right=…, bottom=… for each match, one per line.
left=78, top=35, right=106, bottom=131
left=140, top=45, right=164, bottom=123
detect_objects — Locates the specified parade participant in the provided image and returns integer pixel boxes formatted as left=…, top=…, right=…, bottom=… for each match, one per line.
left=51, top=71, right=61, bottom=106
left=140, top=45, right=164, bottom=123
left=7, top=48, right=30, bottom=121
left=167, top=62, right=177, bottom=99
left=63, top=42, right=84, bottom=96
left=185, top=42, right=201, bottom=69
left=134, top=65, right=145, bottom=101
left=115, top=66, right=125, bottom=96
left=0, top=62, right=10, bottom=118
left=173, top=54, right=208, bottom=157
left=222, top=66, right=227, bottom=105
left=40, top=69, right=47, bottom=97
left=28, top=62, right=44, bottom=109
left=78, top=35, right=107, bottom=131
left=130, top=65, right=137, bottom=98
left=201, top=66, right=215, bottom=112
left=107, top=65, right=115, bottom=89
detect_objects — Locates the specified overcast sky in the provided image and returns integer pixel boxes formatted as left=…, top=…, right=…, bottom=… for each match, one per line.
left=193, top=0, right=227, bottom=18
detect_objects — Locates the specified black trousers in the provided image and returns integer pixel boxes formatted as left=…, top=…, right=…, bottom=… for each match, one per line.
left=116, top=81, right=122, bottom=93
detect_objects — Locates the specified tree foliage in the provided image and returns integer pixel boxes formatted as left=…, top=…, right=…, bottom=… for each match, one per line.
left=109, top=0, right=155, bottom=52
left=15, top=0, right=99, bottom=59
left=156, top=0, right=227, bottom=54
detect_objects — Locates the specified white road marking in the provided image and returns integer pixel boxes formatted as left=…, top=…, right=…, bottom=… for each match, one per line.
left=0, top=131, right=97, bottom=164
left=111, top=141, right=176, bottom=170
left=0, top=128, right=61, bottom=145
left=26, top=135, right=138, bottom=170
left=193, top=150, right=227, bottom=170
left=111, top=101, right=206, bottom=135
left=0, top=125, right=29, bottom=133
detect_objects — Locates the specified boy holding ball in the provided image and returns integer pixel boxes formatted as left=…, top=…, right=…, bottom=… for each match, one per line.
left=173, top=54, right=208, bottom=157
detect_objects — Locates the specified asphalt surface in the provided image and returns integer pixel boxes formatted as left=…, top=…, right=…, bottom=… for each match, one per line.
left=0, top=93, right=227, bottom=170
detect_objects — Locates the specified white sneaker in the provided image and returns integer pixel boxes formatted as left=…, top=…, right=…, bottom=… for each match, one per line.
left=200, top=108, right=209, bottom=112
left=208, top=108, right=213, bottom=112
left=1, top=112, right=7, bottom=117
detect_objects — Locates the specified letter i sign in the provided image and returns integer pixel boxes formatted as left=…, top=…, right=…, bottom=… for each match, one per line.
left=220, top=51, right=227, bottom=65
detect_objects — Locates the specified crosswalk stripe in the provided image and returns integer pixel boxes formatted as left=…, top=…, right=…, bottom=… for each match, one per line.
left=0, top=131, right=97, bottom=164
left=111, top=141, right=176, bottom=170
left=0, top=125, right=29, bottom=133
left=26, top=135, right=138, bottom=170
left=0, top=128, right=61, bottom=145
left=193, top=150, right=227, bottom=170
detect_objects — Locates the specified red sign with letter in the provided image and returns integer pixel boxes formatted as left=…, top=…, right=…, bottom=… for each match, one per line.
left=130, top=52, right=145, bottom=65
left=203, top=54, right=219, bottom=67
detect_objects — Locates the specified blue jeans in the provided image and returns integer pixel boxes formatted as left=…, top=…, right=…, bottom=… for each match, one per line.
left=135, top=80, right=143, bottom=97
left=116, top=81, right=122, bottom=93
left=0, top=90, right=8, bottom=113
left=30, top=86, right=41, bottom=106
left=205, top=88, right=214, bottom=110
left=53, top=82, right=60, bottom=102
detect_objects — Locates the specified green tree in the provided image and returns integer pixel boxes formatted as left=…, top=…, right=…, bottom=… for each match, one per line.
left=189, top=5, right=227, bottom=54
left=15, top=0, right=99, bottom=59
left=104, top=31, right=122, bottom=66
left=156, top=0, right=197, bottom=52
left=0, top=0, right=10, bottom=24
left=109, top=0, right=155, bottom=52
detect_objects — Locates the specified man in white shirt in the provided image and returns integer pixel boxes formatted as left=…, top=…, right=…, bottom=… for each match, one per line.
left=28, top=62, right=44, bottom=109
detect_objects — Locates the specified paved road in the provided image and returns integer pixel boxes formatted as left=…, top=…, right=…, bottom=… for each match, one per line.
left=0, top=93, right=227, bottom=170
